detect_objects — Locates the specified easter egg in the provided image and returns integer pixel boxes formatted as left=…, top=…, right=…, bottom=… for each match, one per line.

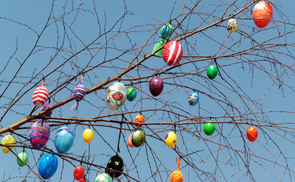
left=83, top=128, right=94, bottom=143
left=131, top=128, right=145, bottom=147
left=253, top=1, right=273, bottom=28
left=188, top=92, right=199, bottom=106
left=106, top=82, right=127, bottom=110
left=32, top=81, right=48, bottom=107
left=79, top=180, right=86, bottom=182
left=152, top=40, right=165, bottom=56
left=106, top=155, right=124, bottom=178
left=41, top=102, right=53, bottom=117
left=165, top=131, right=177, bottom=148
left=29, top=120, right=50, bottom=149
left=17, top=151, right=28, bottom=167
left=162, top=41, right=183, bottom=66
left=226, top=18, right=238, bottom=33
left=73, top=84, right=86, bottom=102
left=54, top=126, right=74, bottom=154
left=127, top=87, right=137, bottom=101
left=94, top=173, right=113, bottom=182
left=149, top=77, right=164, bottom=97
left=1, top=135, right=16, bottom=154
left=170, top=170, right=183, bottom=182
left=207, top=65, right=218, bottom=79
left=128, top=134, right=134, bottom=148
left=204, top=120, right=215, bottom=136
left=247, top=126, right=258, bottom=142
left=38, top=153, right=58, bottom=179
left=134, top=114, right=145, bottom=128
left=74, top=166, right=85, bottom=180
left=160, top=23, right=173, bottom=39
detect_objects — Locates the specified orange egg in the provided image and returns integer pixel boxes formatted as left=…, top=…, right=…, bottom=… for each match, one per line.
left=134, top=114, right=145, bottom=128
left=128, top=134, right=134, bottom=148
left=253, top=1, right=273, bottom=28
left=247, top=126, right=258, bottom=142
left=170, top=170, right=183, bottom=182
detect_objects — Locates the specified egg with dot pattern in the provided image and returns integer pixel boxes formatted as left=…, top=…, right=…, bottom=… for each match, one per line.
left=106, top=82, right=127, bottom=110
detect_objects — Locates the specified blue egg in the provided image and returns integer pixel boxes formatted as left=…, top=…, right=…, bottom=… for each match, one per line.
left=54, top=126, right=74, bottom=154
left=38, top=153, right=58, bottom=179
left=160, top=23, right=173, bottom=39
left=188, top=92, right=199, bottom=106
left=127, top=87, right=137, bottom=101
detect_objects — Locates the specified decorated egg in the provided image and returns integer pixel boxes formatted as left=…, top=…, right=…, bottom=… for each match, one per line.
left=170, top=157, right=183, bottom=182
left=127, top=87, right=137, bottom=101
left=162, top=41, right=183, bottom=66
left=128, top=134, right=134, bottom=148
left=165, top=131, right=177, bottom=148
left=152, top=40, right=165, bottom=56
left=134, top=114, right=145, bottom=128
left=106, top=155, right=124, bottom=178
left=204, top=120, right=215, bottom=136
left=131, top=128, right=145, bottom=147
left=188, top=92, right=199, bottom=106
left=29, top=120, right=50, bottom=149
left=38, top=153, right=58, bottom=179
left=226, top=18, right=238, bottom=33
left=94, top=173, right=113, bottom=182
left=17, top=151, right=28, bottom=167
left=83, top=128, right=94, bottom=143
left=160, top=23, right=173, bottom=39
left=247, top=126, right=258, bottom=142
left=1, top=135, right=16, bottom=154
left=106, top=82, right=127, bottom=110
left=253, top=1, right=273, bottom=28
left=54, top=126, right=74, bottom=154
left=207, top=65, right=218, bottom=80
left=79, top=180, right=86, bottom=182
left=74, top=166, right=85, bottom=180
left=149, top=77, right=164, bottom=97
left=32, top=80, right=49, bottom=107
left=71, top=84, right=87, bottom=110
left=41, top=102, right=53, bottom=117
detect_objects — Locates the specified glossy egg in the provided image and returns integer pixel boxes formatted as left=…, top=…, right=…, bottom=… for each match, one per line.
left=162, top=41, right=183, bottom=66
left=131, top=128, right=145, bottom=147
left=188, top=92, right=199, bottom=106
left=253, top=1, right=273, bottom=28
left=165, top=131, right=177, bottom=148
left=74, top=166, right=85, bottom=180
left=54, top=126, right=74, bottom=154
left=134, top=114, right=145, bottom=128
left=83, top=128, right=94, bottom=143
left=149, top=77, right=164, bottom=97
left=29, top=120, right=50, bottom=149
left=106, top=82, right=127, bottom=110
left=207, top=65, right=218, bottom=80
left=247, top=126, right=258, bottom=142
left=106, top=155, right=124, bottom=178
left=160, top=23, right=173, bottom=39
left=94, top=173, right=113, bottom=182
left=40, top=102, right=53, bottom=117
left=152, top=40, right=165, bottom=56
left=38, top=153, right=58, bottom=179
left=127, top=87, right=137, bottom=101
left=204, top=120, right=215, bottom=136
left=128, top=134, right=134, bottom=148
left=226, top=18, right=238, bottom=33
left=17, top=151, right=28, bottom=167
left=1, top=135, right=16, bottom=154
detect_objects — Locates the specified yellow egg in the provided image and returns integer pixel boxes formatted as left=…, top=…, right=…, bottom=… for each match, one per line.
left=83, top=128, right=94, bottom=143
left=1, top=135, right=16, bottom=154
left=165, top=131, right=177, bottom=148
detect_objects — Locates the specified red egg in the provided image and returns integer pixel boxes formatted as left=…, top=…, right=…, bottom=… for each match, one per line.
left=253, top=1, right=273, bottom=28
left=128, top=134, right=134, bottom=148
left=74, top=166, right=85, bottom=180
left=79, top=180, right=86, bottom=182
left=149, top=77, right=164, bottom=97
left=162, top=41, right=183, bottom=66
left=246, top=126, right=258, bottom=142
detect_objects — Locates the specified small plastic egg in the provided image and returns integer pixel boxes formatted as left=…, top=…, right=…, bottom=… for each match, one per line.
left=134, top=114, right=145, bottom=128
left=247, top=126, right=258, bottom=142
left=74, top=166, right=85, bottom=180
left=127, top=87, right=137, bottom=101
left=131, top=128, right=145, bottom=147
left=83, top=128, right=94, bottom=143
left=17, top=151, right=28, bottom=167
left=207, top=65, right=218, bottom=80
left=188, top=92, right=199, bottom=106
left=204, top=120, right=215, bottom=136
left=165, top=131, right=177, bottom=148
left=1, top=135, right=16, bottom=154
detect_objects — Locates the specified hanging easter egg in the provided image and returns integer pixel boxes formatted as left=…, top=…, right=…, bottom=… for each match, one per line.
left=40, top=102, right=53, bottom=117
left=54, top=126, right=74, bottom=154
left=74, top=166, right=85, bottom=180
left=83, top=128, right=94, bottom=143
left=247, top=126, right=258, bottom=142
left=152, top=40, right=165, bottom=56
left=127, top=87, right=137, bottom=101
left=106, top=82, right=127, bottom=110
left=128, top=134, right=134, bottom=148
left=162, top=41, right=183, bottom=66
left=38, top=153, right=58, bottom=179
left=17, top=151, right=28, bottom=167
left=94, top=173, right=113, bottom=182
left=32, top=80, right=49, bottom=107
left=29, top=120, right=50, bottom=149
left=188, top=92, right=199, bottom=106
left=79, top=180, right=86, bottom=182
left=253, top=1, right=273, bottom=28
left=204, top=120, right=215, bottom=136
left=106, top=155, right=124, bottom=178
left=170, top=157, right=183, bottom=182
left=160, top=23, right=173, bottom=39
left=149, top=77, right=164, bottom=97
left=226, top=18, right=238, bottom=33
left=131, top=128, right=145, bottom=147
left=71, top=84, right=87, bottom=110
left=165, top=131, right=177, bottom=148
left=1, top=135, right=16, bottom=154
left=134, top=114, right=145, bottom=128
left=207, top=65, right=218, bottom=80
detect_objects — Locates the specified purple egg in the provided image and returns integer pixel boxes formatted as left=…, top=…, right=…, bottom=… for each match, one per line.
left=149, top=77, right=164, bottom=96
left=41, top=102, right=52, bottom=117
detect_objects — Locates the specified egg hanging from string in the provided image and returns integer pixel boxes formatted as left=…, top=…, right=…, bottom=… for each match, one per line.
left=128, top=134, right=134, bottom=148
left=226, top=18, right=238, bottom=33
left=162, top=41, right=183, bottom=66
left=127, top=87, right=137, bottom=101
left=17, top=151, right=28, bottom=167
left=149, top=77, right=164, bottom=97
left=106, top=82, right=127, bottom=110
left=170, top=157, right=183, bottom=182
left=247, top=126, right=258, bottom=142
left=165, top=131, right=177, bottom=148
left=40, top=101, right=53, bottom=117
left=207, top=65, right=218, bottom=80
left=106, top=155, right=124, bottom=178
left=32, top=79, right=49, bottom=107
left=134, top=114, right=145, bottom=128
left=38, top=153, right=58, bottom=179
left=204, top=120, right=216, bottom=136
left=94, top=173, right=113, bottom=182
left=29, top=120, right=50, bottom=149
left=152, top=40, right=165, bottom=56
left=72, top=74, right=87, bottom=111
left=1, top=135, right=16, bottom=154
left=54, top=126, right=74, bottom=154
left=83, top=128, right=94, bottom=143
left=160, top=22, right=173, bottom=39
left=74, top=166, right=85, bottom=181
left=188, top=92, right=199, bottom=106
left=253, top=1, right=273, bottom=28
left=131, top=128, right=145, bottom=147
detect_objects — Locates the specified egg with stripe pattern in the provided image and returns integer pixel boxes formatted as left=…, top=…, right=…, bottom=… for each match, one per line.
left=29, top=120, right=50, bottom=149
left=162, top=41, right=183, bottom=66
left=32, top=85, right=48, bottom=107
left=73, top=84, right=86, bottom=102
left=127, top=87, right=137, bottom=101
left=160, top=23, right=173, bottom=39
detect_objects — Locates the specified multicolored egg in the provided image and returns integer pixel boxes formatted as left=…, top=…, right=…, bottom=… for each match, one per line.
left=54, top=126, right=74, bottom=154
left=247, top=126, right=258, bottom=142
left=207, top=65, right=218, bottom=80
left=38, top=153, right=58, bottom=179
left=152, top=40, right=165, bottom=56
left=83, top=128, right=94, bottom=143
left=188, top=92, right=199, bottom=106
left=40, top=102, right=53, bottom=117
left=127, top=87, right=137, bottom=101
left=149, top=77, right=164, bottom=97
left=17, top=151, right=28, bottom=167
left=74, top=166, right=85, bottom=180
left=253, top=1, right=273, bottom=28
left=131, top=128, right=145, bottom=147
left=29, top=120, right=50, bottom=149
left=226, top=18, right=238, bottom=33
left=162, top=41, right=183, bottom=66
left=106, top=155, right=124, bottom=178
left=128, top=134, right=134, bottom=148
left=165, top=131, right=177, bottom=148
left=73, top=84, right=87, bottom=102
left=204, top=120, right=215, bottom=136
left=134, top=114, right=145, bottom=128
left=1, top=135, right=16, bottom=154
left=106, top=82, right=127, bottom=110
left=94, top=173, right=113, bottom=182
left=160, top=23, right=173, bottom=39
left=32, top=80, right=49, bottom=107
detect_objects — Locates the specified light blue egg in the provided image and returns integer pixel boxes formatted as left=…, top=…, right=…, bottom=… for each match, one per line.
left=54, top=126, right=74, bottom=154
left=188, top=92, right=199, bottom=106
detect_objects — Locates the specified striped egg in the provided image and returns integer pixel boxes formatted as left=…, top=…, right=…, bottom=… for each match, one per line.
left=127, top=87, right=137, bottom=101
left=73, top=84, right=86, bottom=102
left=32, top=85, right=49, bottom=107
left=160, top=23, right=173, bottom=39
left=162, top=41, right=183, bottom=66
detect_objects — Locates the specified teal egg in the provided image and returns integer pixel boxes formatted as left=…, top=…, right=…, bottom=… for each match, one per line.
left=94, top=173, right=113, bottom=182
left=127, top=87, right=137, bottom=101
left=131, top=128, right=145, bottom=147
left=160, top=23, right=173, bottom=39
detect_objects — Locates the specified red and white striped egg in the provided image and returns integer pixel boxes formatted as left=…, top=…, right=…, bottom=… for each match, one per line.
left=162, top=41, right=183, bottom=66
left=32, top=85, right=49, bottom=107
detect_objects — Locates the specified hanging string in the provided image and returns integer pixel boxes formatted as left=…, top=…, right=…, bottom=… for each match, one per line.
left=116, top=115, right=124, bottom=154
left=41, top=79, right=45, bottom=86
